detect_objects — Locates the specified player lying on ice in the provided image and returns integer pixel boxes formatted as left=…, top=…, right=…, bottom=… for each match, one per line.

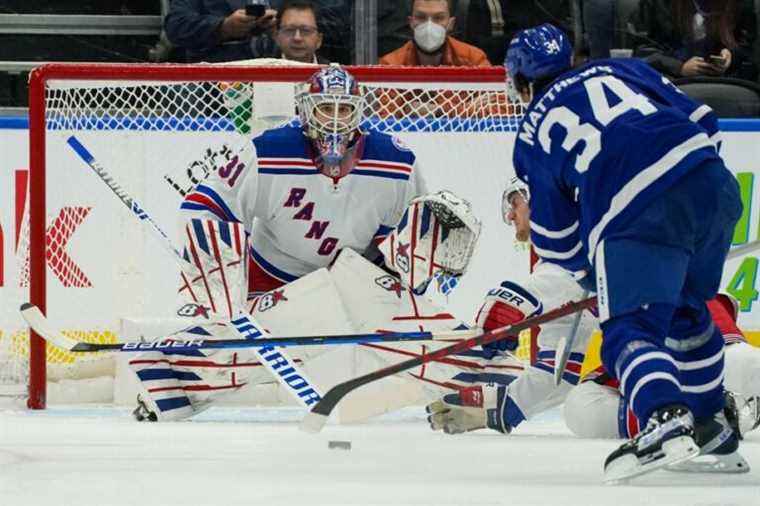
left=128, top=64, right=507, bottom=424
left=427, top=23, right=748, bottom=482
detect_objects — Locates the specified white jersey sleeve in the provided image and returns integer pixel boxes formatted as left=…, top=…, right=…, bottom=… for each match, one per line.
left=493, top=262, right=598, bottom=426
left=179, top=138, right=260, bottom=231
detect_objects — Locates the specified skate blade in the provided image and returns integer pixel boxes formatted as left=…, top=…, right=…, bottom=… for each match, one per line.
left=666, top=451, right=750, bottom=474
left=604, top=436, right=700, bottom=484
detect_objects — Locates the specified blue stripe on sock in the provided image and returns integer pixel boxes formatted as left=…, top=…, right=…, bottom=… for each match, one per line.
left=450, top=372, right=518, bottom=386
left=502, top=394, right=526, bottom=429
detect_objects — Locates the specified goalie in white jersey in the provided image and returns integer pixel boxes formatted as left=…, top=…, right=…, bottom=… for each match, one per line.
left=129, top=65, right=488, bottom=422
left=181, top=64, right=426, bottom=292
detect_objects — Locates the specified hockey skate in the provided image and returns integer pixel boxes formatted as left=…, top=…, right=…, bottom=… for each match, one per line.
left=666, top=394, right=749, bottom=474
left=729, top=391, right=760, bottom=437
left=603, top=404, right=699, bottom=484
left=132, top=395, right=158, bottom=422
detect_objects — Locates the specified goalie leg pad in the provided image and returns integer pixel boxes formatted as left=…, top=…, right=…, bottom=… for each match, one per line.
left=178, top=218, right=248, bottom=320
left=127, top=325, right=273, bottom=421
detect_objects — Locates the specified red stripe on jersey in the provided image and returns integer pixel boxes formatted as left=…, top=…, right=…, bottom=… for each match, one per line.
left=248, top=255, right=287, bottom=295
left=356, top=161, right=412, bottom=173
left=185, top=193, right=229, bottom=221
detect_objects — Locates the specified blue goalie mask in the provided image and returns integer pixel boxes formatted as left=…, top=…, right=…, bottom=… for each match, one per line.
left=296, top=64, right=365, bottom=176
left=504, top=23, right=572, bottom=103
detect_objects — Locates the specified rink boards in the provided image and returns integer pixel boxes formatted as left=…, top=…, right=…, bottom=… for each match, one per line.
left=0, top=118, right=759, bottom=372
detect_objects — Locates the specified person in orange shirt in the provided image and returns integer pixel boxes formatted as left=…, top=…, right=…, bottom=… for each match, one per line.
left=379, top=0, right=490, bottom=67
left=373, top=1, right=496, bottom=120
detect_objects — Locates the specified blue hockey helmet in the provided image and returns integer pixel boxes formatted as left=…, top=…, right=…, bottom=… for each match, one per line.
left=504, top=24, right=572, bottom=101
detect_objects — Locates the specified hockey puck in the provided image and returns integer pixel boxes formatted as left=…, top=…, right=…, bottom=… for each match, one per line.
left=328, top=440, right=352, bottom=450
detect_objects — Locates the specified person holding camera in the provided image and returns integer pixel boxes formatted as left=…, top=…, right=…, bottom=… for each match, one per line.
left=164, top=0, right=279, bottom=63
left=630, top=0, right=758, bottom=81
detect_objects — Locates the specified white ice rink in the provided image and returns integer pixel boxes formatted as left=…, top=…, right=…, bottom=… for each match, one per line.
left=2, top=406, right=759, bottom=506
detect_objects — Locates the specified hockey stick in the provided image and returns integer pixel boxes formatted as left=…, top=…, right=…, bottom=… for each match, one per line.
left=65, top=135, right=323, bottom=408
left=727, top=238, right=760, bottom=260
left=300, top=295, right=598, bottom=433
left=553, top=290, right=589, bottom=386
left=19, top=302, right=477, bottom=353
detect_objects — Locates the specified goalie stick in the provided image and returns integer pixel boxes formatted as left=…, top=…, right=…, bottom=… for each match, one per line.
left=65, top=135, right=323, bottom=408
left=19, top=302, right=477, bottom=353
left=300, top=295, right=598, bottom=433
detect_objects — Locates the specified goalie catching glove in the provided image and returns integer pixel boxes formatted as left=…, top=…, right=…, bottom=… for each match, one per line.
left=426, top=384, right=513, bottom=435
left=379, top=190, right=481, bottom=294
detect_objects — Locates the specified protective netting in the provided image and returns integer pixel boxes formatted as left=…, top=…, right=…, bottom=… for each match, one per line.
left=44, top=77, right=521, bottom=135
left=2, top=64, right=530, bottom=405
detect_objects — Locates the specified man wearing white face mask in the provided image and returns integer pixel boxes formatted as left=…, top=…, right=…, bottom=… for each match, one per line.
left=379, top=0, right=490, bottom=66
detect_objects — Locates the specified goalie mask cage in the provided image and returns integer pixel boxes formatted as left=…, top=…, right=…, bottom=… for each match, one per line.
left=3, top=63, right=535, bottom=409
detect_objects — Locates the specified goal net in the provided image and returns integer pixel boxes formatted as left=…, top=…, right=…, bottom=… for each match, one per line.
left=1, top=62, right=532, bottom=409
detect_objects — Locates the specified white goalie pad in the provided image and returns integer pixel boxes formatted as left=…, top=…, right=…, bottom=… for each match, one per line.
left=177, top=218, right=248, bottom=321
left=122, top=267, right=355, bottom=420
left=326, top=249, right=523, bottom=421
left=378, top=190, right=481, bottom=294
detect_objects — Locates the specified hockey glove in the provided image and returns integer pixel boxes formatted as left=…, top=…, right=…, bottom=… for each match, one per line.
left=426, top=385, right=512, bottom=435
left=475, top=281, right=542, bottom=356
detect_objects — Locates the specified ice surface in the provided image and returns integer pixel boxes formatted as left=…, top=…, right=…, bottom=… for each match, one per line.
left=1, top=406, right=759, bottom=506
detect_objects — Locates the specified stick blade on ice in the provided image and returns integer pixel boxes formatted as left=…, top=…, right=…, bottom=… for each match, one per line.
left=299, top=412, right=329, bottom=434
left=19, top=303, right=79, bottom=351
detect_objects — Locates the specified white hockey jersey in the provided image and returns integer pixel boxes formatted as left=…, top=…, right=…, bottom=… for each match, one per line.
left=180, top=121, right=427, bottom=295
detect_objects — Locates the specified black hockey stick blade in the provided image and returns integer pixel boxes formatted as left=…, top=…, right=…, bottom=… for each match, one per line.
left=300, top=295, right=598, bottom=433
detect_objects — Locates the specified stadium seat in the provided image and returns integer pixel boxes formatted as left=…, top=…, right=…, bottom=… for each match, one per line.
left=675, top=77, right=760, bottom=118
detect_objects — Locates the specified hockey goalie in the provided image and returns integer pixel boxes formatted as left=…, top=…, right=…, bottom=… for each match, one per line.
left=126, top=65, right=503, bottom=422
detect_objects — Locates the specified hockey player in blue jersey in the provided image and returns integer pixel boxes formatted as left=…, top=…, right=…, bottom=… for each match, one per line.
left=504, top=24, right=744, bottom=482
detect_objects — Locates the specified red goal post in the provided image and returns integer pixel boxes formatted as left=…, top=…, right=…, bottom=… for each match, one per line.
left=17, top=62, right=531, bottom=409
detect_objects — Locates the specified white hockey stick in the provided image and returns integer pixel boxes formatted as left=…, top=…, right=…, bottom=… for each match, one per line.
left=65, top=135, right=322, bottom=408
left=553, top=290, right=589, bottom=386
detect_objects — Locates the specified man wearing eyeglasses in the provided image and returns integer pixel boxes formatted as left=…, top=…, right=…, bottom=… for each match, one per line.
left=274, top=0, right=329, bottom=64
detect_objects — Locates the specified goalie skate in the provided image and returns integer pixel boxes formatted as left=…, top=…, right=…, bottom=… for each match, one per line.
left=132, top=395, right=158, bottom=422
left=603, top=405, right=699, bottom=484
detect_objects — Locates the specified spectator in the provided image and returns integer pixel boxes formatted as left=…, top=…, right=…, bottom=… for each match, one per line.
left=630, top=0, right=758, bottom=81
left=379, top=0, right=490, bottom=66
left=164, top=1, right=278, bottom=63
left=378, top=1, right=413, bottom=57
left=274, top=0, right=328, bottom=63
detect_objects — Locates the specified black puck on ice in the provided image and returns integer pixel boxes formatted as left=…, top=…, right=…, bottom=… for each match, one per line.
left=328, top=440, right=352, bottom=450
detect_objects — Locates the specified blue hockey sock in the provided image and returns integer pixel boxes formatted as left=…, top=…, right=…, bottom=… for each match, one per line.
left=668, top=308, right=726, bottom=421
left=601, top=306, right=685, bottom=424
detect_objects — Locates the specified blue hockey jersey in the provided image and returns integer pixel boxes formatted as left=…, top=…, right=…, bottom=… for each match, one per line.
left=513, top=58, right=722, bottom=277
